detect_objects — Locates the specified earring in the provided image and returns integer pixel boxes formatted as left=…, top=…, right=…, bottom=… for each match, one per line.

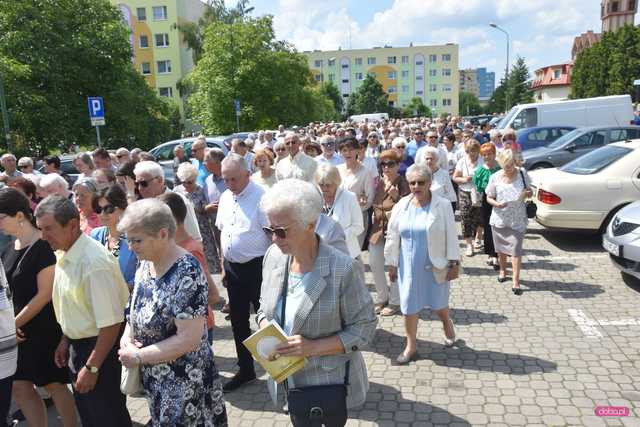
left=19, top=221, right=24, bottom=227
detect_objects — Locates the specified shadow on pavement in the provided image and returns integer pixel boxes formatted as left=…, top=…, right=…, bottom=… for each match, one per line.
left=519, top=279, right=605, bottom=299
left=529, top=228, right=603, bottom=253
left=352, top=381, right=471, bottom=425
left=521, top=258, right=577, bottom=272
left=418, top=308, right=508, bottom=325
left=372, top=329, right=557, bottom=375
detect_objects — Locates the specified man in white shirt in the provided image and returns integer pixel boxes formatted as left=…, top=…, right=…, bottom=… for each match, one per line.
left=315, top=135, right=344, bottom=167
left=216, top=154, right=271, bottom=392
left=275, top=132, right=317, bottom=182
left=0, top=153, right=22, bottom=181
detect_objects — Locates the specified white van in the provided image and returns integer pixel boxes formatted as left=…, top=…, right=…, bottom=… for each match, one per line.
left=349, top=113, right=389, bottom=123
left=497, top=95, right=634, bottom=131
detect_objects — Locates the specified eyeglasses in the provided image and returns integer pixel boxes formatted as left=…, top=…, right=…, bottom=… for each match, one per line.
left=427, top=136, right=437, bottom=139
left=135, top=177, right=159, bottom=188
left=116, top=154, right=126, bottom=159
left=368, top=135, right=378, bottom=139
left=380, top=161, right=397, bottom=168
left=395, top=145, right=406, bottom=149
left=415, top=132, right=424, bottom=136
left=95, top=204, right=117, bottom=215
left=262, top=225, right=290, bottom=239
left=320, top=142, right=334, bottom=147
left=285, top=140, right=298, bottom=146
left=276, top=148, right=287, bottom=153
left=409, top=180, right=427, bottom=186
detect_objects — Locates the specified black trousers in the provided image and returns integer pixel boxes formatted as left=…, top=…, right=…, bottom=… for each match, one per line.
left=68, top=337, right=132, bottom=427
left=482, top=194, right=497, bottom=258
left=224, top=256, right=263, bottom=374
left=0, top=375, right=11, bottom=423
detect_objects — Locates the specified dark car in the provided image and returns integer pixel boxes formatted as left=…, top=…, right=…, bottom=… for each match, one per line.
left=522, top=126, right=640, bottom=170
left=149, top=137, right=229, bottom=180
left=516, top=126, right=576, bottom=151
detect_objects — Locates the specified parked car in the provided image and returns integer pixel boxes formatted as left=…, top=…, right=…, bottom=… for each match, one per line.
left=522, top=126, right=640, bottom=170
left=528, top=139, right=640, bottom=231
left=497, top=94, right=634, bottom=131
left=602, top=200, right=640, bottom=282
left=149, top=137, right=229, bottom=180
left=516, top=126, right=575, bottom=151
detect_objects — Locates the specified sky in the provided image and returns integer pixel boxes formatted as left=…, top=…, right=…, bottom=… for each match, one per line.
left=219, top=0, right=640, bottom=83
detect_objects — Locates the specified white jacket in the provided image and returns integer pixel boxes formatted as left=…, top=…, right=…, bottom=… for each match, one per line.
left=327, top=188, right=364, bottom=259
left=384, top=193, right=460, bottom=269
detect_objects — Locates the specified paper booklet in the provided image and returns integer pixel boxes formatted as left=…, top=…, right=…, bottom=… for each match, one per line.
left=243, top=320, right=306, bottom=383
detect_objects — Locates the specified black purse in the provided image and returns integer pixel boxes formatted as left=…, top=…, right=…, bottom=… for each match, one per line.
left=280, top=257, right=349, bottom=427
left=519, top=169, right=537, bottom=219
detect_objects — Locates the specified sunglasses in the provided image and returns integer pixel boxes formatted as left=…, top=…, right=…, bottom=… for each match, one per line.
left=95, top=204, right=117, bottom=215
left=135, top=177, right=159, bottom=188
left=285, top=141, right=298, bottom=146
left=409, top=180, right=427, bottom=186
left=321, top=142, right=334, bottom=147
left=276, top=148, right=287, bottom=152
left=428, top=136, right=437, bottom=139
left=116, top=154, right=127, bottom=158
left=262, top=225, right=290, bottom=239
left=415, top=133, right=424, bottom=136
left=381, top=161, right=397, bottom=168
left=395, top=145, right=406, bottom=149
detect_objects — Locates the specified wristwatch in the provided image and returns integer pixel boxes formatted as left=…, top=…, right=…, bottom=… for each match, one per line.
left=85, top=364, right=99, bottom=374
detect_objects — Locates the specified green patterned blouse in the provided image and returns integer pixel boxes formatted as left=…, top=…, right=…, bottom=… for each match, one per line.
left=473, top=165, right=501, bottom=194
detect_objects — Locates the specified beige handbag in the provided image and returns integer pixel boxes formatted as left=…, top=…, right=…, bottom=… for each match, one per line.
left=120, top=288, right=144, bottom=397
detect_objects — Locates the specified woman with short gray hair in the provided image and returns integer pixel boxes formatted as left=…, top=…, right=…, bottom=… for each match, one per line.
left=174, top=163, right=218, bottom=272
left=117, top=199, right=227, bottom=426
left=257, top=179, right=376, bottom=427
left=72, top=178, right=100, bottom=235
left=422, top=146, right=456, bottom=204
left=385, top=164, right=460, bottom=364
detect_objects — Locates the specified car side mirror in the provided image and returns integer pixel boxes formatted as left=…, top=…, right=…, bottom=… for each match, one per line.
left=566, top=144, right=575, bottom=152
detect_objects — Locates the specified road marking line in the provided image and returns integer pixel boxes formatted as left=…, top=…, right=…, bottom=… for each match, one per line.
left=594, top=319, right=640, bottom=326
left=568, top=309, right=603, bottom=338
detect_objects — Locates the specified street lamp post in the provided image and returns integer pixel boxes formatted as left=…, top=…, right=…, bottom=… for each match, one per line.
left=490, top=22, right=510, bottom=113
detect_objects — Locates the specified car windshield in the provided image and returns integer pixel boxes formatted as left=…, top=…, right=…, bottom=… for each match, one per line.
left=497, top=107, right=518, bottom=130
left=547, top=129, right=584, bottom=149
left=559, top=145, right=632, bottom=175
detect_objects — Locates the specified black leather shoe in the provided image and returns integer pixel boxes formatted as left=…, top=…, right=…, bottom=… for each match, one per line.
left=395, top=351, right=419, bottom=365
left=223, top=371, right=256, bottom=392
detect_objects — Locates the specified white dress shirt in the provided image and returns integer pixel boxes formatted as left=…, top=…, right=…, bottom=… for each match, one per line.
left=431, top=168, right=457, bottom=202
left=325, top=189, right=364, bottom=258
left=275, top=151, right=318, bottom=182
left=215, top=181, right=271, bottom=263
left=315, top=154, right=344, bottom=167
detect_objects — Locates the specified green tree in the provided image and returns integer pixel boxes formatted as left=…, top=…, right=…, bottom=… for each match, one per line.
left=459, top=92, right=482, bottom=116
left=320, top=81, right=343, bottom=117
left=187, top=16, right=332, bottom=133
left=346, top=75, right=390, bottom=116
left=0, top=0, right=173, bottom=155
left=402, top=97, right=431, bottom=117
left=506, top=56, right=534, bottom=107
left=485, top=76, right=507, bottom=113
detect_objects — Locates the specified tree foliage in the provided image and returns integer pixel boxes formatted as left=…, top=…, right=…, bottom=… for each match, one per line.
left=0, top=0, right=174, bottom=155
left=459, top=92, right=482, bottom=116
left=485, top=56, right=533, bottom=114
left=346, top=75, right=390, bottom=116
left=187, top=16, right=334, bottom=134
left=572, top=25, right=640, bottom=99
left=320, top=81, right=344, bottom=118
left=402, top=97, right=430, bottom=117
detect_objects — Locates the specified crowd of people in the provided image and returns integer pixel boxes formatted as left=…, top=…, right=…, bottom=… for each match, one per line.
left=0, top=115, right=533, bottom=426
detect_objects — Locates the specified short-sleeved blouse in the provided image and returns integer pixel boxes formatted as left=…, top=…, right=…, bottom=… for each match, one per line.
left=485, top=169, right=530, bottom=232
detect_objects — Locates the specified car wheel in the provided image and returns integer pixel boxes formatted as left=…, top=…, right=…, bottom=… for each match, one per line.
left=621, top=272, right=640, bottom=291
left=598, top=204, right=629, bottom=234
left=530, top=163, right=553, bottom=170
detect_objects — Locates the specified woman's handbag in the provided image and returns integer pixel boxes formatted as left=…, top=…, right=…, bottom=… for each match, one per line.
left=120, top=286, right=144, bottom=397
left=519, top=169, right=537, bottom=219
left=280, top=257, right=349, bottom=426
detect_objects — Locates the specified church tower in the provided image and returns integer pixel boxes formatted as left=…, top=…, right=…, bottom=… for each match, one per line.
left=601, top=0, right=637, bottom=32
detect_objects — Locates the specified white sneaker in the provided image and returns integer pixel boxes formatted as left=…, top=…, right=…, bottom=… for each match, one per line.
left=465, top=244, right=473, bottom=257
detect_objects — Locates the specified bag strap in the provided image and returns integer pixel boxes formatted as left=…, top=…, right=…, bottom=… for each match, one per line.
left=279, top=256, right=350, bottom=388
left=519, top=169, right=529, bottom=190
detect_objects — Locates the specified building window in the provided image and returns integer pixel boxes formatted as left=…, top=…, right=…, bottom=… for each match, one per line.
left=342, top=79, right=349, bottom=83
left=387, top=56, right=396, bottom=64
left=139, top=35, right=149, bottom=48
left=429, top=69, right=437, bottom=77
left=314, top=60, right=322, bottom=67
left=416, top=75, right=423, bottom=81
left=136, top=7, right=146, bottom=21
left=611, top=1, right=619, bottom=12
left=442, top=54, right=451, bottom=62
left=342, top=94, right=349, bottom=98
left=442, top=84, right=452, bottom=92
left=355, top=57, right=362, bottom=65
left=152, top=6, right=168, bottom=20
left=315, top=74, right=322, bottom=82
left=415, top=60, right=423, bottom=65
left=430, top=99, right=438, bottom=107
left=388, top=86, right=397, bottom=94
left=630, top=0, right=636, bottom=11
left=328, top=73, right=335, bottom=82
left=341, top=64, right=349, bottom=69
left=401, top=70, right=409, bottom=78
left=355, top=72, right=363, bottom=80
left=367, top=57, right=376, bottom=65
left=156, top=60, right=172, bottom=74
left=328, top=59, right=336, bottom=66
left=401, top=85, right=409, bottom=93
left=388, top=71, right=397, bottom=80
left=429, top=54, right=437, bottom=63
left=553, top=69, right=561, bottom=79
left=443, top=98, right=452, bottom=106
left=155, top=33, right=169, bottom=47
left=430, top=84, right=437, bottom=92
left=141, top=62, right=151, bottom=75
left=158, top=87, right=173, bottom=97
left=442, top=68, right=452, bottom=77
left=401, top=55, right=409, bottom=64
left=416, top=90, right=424, bottom=95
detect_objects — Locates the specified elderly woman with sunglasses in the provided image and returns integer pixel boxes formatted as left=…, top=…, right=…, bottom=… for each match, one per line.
left=72, top=177, right=101, bottom=235
left=391, top=136, right=412, bottom=176
left=174, top=162, right=218, bottom=273
left=90, top=185, right=138, bottom=288
left=273, top=139, right=288, bottom=163
left=369, top=150, right=410, bottom=316
left=384, top=164, right=460, bottom=364
left=257, top=179, right=377, bottom=427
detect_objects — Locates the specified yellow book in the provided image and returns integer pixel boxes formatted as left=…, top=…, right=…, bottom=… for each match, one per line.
left=243, top=320, right=306, bottom=383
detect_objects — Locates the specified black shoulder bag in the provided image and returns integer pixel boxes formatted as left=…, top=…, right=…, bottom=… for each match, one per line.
left=519, top=169, right=537, bottom=219
left=281, top=257, right=350, bottom=427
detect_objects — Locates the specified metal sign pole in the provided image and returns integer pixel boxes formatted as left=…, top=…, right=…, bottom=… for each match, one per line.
left=95, top=125, right=102, bottom=147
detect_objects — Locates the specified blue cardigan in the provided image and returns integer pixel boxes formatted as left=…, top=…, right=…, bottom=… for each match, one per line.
left=90, top=226, right=138, bottom=287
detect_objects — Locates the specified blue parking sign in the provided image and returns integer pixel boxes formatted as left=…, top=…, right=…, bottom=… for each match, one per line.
left=88, top=97, right=105, bottom=126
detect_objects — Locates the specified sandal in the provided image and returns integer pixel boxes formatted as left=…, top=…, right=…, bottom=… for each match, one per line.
left=380, top=305, right=400, bottom=316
